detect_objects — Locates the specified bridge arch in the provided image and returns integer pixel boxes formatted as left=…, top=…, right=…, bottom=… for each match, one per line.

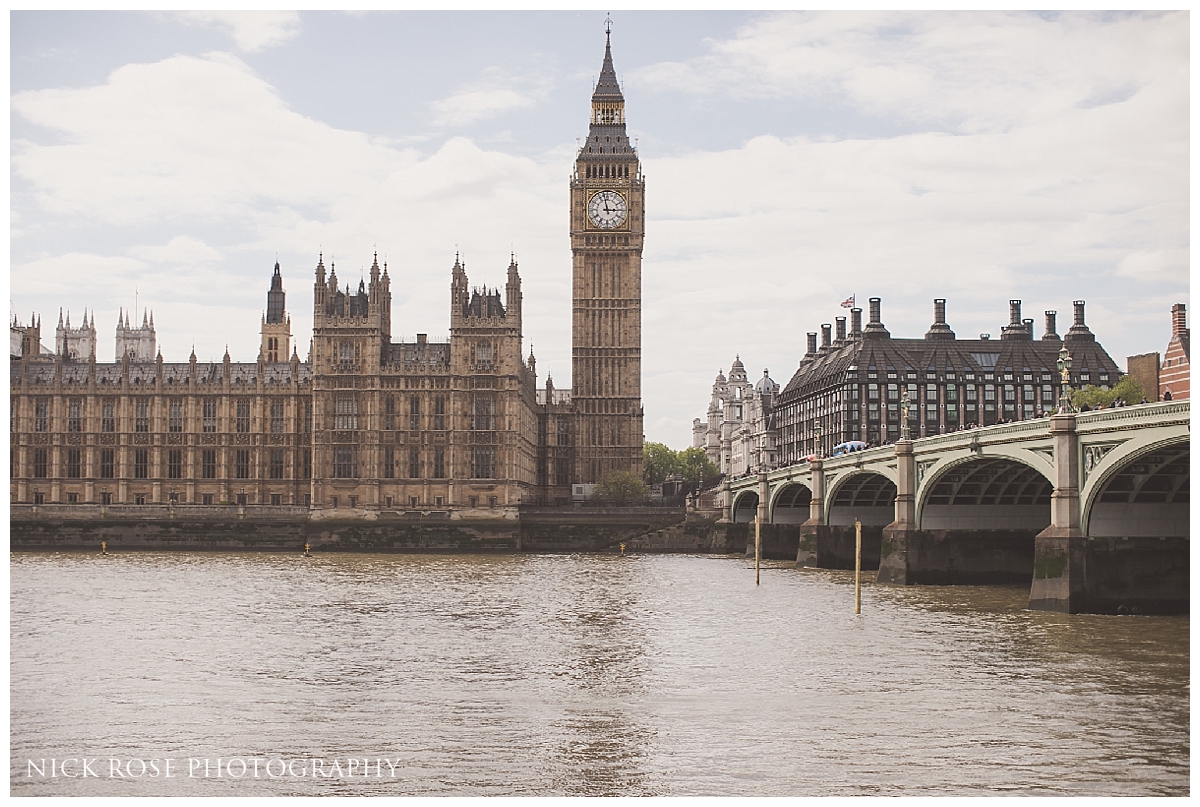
left=918, top=456, right=1053, bottom=531
left=1083, top=438, right=1189, bottom=538
left=731, top=490, right=759, bottom=524
left=770, top=482, right=812, bottom=524
left=826, top=472, right=896, bottom=526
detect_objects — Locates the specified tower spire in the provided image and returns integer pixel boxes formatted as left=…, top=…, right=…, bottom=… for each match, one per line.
left=593, top=17, right=623, bottom=101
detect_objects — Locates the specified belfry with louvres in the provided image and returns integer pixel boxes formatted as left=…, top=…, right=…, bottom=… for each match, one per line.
left=9, top=28, right=644, bottom=513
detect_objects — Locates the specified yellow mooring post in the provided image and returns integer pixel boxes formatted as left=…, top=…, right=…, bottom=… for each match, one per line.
left=755, top=470, right=767, bottom=586
left=854, top=519, right=862, bottom=615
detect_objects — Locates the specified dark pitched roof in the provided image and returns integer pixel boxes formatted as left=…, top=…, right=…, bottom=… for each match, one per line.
left=779, top=332, right=1120, bottom=402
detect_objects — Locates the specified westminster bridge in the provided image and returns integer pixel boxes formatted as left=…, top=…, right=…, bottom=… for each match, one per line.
left=725, top=401, right=1189, bottom=614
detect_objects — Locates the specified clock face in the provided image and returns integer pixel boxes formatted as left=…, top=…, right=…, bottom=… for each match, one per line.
left=588, top=190, right=627, bottom=229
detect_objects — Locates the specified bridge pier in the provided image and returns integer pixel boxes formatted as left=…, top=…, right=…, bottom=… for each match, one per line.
left=1028, top=413, right=1086, bottom=612
left=796, top=457, right=823, bottom=567
left=745, top=471, right=802, bottom=560
left=877, top=438, right=917, bottom=584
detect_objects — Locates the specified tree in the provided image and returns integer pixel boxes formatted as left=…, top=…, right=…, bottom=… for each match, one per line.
left=595, top=470, right=650, bottom=504
left=1068, top=374, right=1146, bottom=410
left=677, top=446, right=719, bottom=484
left=643, top=441, right=679, bottom=485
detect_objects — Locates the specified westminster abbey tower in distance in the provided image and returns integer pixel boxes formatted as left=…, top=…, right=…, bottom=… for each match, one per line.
left=10, top=29, right=645, bottom=513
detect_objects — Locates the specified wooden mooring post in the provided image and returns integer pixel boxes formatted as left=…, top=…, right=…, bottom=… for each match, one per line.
left=755, top=513, right=761, bottom=586
left=855, top=519, right=862, bottom=614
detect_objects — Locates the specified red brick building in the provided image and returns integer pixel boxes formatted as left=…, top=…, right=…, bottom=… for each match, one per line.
left=1159, top=303, right=1189, bottom=401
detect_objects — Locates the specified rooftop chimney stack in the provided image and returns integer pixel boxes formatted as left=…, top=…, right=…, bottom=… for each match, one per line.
left=1172, top=303, right=1187, bottom=335
left=850, top=307, right=862, bottom=338
left=821, top=324, right=832, bottom=349
left=863, top=297, right=890, bottom=336
left=835, top=317, right=847, bottom=343
left=1043, top=310, right=1059, bottom=340
left=1002, top=299, right=1029, bottom=340
left=1065, top=300, right=1094, bottom=341
left=926, top=297, right=955, bottom=339
left=807, top=332, right=818, bottom=355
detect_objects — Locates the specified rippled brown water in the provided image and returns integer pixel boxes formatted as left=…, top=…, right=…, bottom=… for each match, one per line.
left=9, top=551, right=1189, bottom=796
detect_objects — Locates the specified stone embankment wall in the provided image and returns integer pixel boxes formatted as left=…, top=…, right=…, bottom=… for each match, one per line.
left=10, top=505, right=736, bottom=555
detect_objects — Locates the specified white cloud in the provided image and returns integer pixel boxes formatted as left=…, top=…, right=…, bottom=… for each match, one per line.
left=128, top=236, right=222, bottom=265
left=631, top=11, right=1187, bottom=135
left=12, top=53, right=406, bottom=226
left=173, top=11, right=301, bottom=53
left=18, top=253, right=147, bottom=294
left=1115, top=249, right=1189, bottom=283
left=429, top=67, right=553, bottom=128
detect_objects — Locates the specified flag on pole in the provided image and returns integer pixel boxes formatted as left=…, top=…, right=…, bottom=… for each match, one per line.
left=840, top=295, right=855, bottom=308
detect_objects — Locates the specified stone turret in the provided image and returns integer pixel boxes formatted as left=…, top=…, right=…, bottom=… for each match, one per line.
left=57, top=309, right=97, bottom=360
left=115, top=307, right=156, bottom=361
left=261, top=260, right=291, bottom=363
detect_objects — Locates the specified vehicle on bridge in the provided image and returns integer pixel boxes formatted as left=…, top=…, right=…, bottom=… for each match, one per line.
left=831, top=441, right=868, bottom=457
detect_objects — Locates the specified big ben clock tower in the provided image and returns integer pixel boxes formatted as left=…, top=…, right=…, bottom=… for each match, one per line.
left=571, top=20, right=644, bottom=485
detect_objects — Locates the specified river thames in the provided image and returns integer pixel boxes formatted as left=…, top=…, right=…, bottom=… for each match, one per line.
left=9, top=551, right=1189, bottom=796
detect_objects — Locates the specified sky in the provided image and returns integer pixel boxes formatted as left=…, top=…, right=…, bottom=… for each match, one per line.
left=10, top=10, right=1190, bottom=448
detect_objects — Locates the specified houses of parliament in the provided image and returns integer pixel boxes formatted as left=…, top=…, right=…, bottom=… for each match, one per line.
left=9, top=31, right=645, bottom=513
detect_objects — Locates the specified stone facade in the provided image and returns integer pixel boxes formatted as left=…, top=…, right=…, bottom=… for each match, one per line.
left=692, top=358, right=779, bottom=479
left=9, top=31, right=644, bottom=513
left=1126, top=351, right=1160, bottom=403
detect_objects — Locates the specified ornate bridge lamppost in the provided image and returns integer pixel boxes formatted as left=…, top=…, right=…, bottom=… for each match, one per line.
left=900, top=389, right=912, bottom=441
left=1056, top=346, right=1073, bottom=414
left=813, top=422, right=823, bottom=459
